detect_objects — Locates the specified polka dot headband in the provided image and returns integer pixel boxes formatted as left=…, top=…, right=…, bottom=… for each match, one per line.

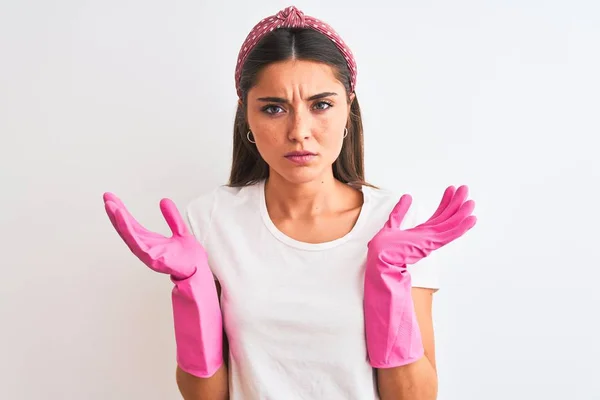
left=234, top=5, right=358, bottom=99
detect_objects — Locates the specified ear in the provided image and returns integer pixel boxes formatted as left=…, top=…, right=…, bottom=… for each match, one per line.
left=347, top=92, right=355, bottom=114
left=348, top=92, right=355, bottom=104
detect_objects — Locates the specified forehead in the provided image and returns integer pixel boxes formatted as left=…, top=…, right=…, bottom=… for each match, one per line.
left=252, top=59, right=343, bottom=94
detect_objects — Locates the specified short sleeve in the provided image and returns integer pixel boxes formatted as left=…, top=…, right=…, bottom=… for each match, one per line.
left=185, top=188, right=219, bottom=280
left=401, top=201, right=441, bottom=290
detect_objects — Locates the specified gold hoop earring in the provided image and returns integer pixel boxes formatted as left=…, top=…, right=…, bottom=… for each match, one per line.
left=247, top=130, right=256, bottom=144
left=343, top=127, right=348, bottom=138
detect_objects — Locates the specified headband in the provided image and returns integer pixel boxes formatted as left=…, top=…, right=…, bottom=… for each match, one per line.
left=234, top=5, right=357, bottom=99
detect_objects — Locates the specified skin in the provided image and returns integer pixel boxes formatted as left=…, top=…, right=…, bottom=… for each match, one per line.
left=246, top=59, right=363, bottom=244
left=177, top=59, right=438, bottom=400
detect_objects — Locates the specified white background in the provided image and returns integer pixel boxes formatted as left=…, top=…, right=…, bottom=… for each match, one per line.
left=1, top=0, right=599, bottom=399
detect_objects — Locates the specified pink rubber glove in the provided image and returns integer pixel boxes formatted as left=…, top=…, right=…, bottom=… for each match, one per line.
left=364, top=185, right=477, bottom=368
left=103, top=192, right=223, bottom=378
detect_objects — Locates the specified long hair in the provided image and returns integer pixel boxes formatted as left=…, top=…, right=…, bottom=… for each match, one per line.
left=228, top=28, right=373, bottom=188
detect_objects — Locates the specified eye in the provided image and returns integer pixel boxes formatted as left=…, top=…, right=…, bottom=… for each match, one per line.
left=261, top=105, right=284, bottom=115
left=313, top=101, right=333, bottom=111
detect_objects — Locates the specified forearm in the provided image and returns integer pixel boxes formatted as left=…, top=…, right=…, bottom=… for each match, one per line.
left=175, top=276, right=229, bottom=400
left=376, top=355, right=438, bottom=400
left=176, top=364, right=229, bottom=400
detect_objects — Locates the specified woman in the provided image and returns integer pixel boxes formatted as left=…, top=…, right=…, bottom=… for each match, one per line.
left=103, top=6, right=476, bottom=399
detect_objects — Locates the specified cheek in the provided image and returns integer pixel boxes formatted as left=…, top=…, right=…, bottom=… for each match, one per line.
left=253, top=126, right=285, bottom=159
left=248, top=114, right=282, bottom=144
left=328, top=135, right=345, bottom=157
left=319, top=116, right=345, bottom=143
left=257, top=128, right=284, bottom=147
left=317, top=131, right=341, bottom=147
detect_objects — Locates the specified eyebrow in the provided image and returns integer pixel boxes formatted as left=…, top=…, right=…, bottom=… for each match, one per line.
left=256, top=92, right=338, bottom=103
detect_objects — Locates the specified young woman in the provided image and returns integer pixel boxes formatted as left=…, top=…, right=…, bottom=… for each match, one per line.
left=103, top=6, right=476, bottom=400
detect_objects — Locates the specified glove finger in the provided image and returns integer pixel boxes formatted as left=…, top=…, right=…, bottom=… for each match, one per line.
left=385, top=194, right=412, bottom=229
left=104, top=200, right=128, bottom=244
left=106, top=200, right=150, bottom=257
left=426, top=185, right=455, bottom=223
left=104, top=194, right=169, bottom=247
left=431, top=200, right=475, bottom=233
left=427, top=185, right=469, bottom=225
left=160, top=198, right=190, bottom=237
left=104, top=199, right=119, bottom=231
left=437, top=215, right=477, bottom=243
left=103, top=192, right=151, bottom=235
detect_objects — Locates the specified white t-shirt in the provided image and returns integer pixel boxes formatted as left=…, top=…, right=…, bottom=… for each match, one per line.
left=186, top=179, right=440, bottom=400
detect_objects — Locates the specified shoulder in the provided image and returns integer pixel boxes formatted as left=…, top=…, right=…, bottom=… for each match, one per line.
left=187, top=181, right=261, bottom=212
left=361, top=184, right=429, bottom=229
left=185, top=181, right=263, bottom=242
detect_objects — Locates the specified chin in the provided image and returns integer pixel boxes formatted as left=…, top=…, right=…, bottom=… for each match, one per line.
left=272, top=163, right=330, bottom=185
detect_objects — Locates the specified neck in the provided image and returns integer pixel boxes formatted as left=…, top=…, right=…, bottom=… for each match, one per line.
left=264, top=171, right=341, bottom=219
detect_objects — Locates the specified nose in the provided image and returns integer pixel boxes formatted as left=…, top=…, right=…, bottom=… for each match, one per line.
left=287, top=108, right=312, bottom=142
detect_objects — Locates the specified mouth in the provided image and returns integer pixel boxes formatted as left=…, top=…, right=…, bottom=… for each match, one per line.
left=285, top=151, right=317, bottom=157
left=284, top=151, right=317, bottom=165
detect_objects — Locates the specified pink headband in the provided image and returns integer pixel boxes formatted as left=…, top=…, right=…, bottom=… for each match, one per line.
left=234, top=5, right=357, bottom=99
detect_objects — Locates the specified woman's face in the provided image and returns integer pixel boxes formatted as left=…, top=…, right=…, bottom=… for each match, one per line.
left=246, top=59, right=354, bottom=185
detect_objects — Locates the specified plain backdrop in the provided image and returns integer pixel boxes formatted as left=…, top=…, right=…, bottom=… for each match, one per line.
left=1, top=0, right=599, bottom=399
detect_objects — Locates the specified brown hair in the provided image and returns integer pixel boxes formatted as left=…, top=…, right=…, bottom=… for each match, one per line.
left=228, top=28, right=373, bottom=188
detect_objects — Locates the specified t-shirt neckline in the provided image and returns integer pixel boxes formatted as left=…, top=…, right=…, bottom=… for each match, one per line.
left=257, top=179, right=372, bottom=251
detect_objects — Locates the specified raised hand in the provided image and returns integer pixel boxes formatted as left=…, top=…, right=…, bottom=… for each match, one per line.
left=103, top=192, right=204, bottom=280
left=102, top=191, right=224, bottom=378
left=369, top=185, right=477, bottom=267
left=364, top=185, right=477, bottom=368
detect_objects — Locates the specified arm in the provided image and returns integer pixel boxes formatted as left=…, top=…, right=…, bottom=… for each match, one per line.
left=365, top=186, right=475, bottom=399
left=176, top=281, right=229, bottom=400
left=102, top=193, right=229, bottom=399
left=376, top=288, right=438, bottom=400
left=176, top=365, right=228, bottom=400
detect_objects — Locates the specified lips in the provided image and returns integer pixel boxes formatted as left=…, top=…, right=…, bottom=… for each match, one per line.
left=284, top=151, right=317, bottom=157
left=284, top=151, right=317, bottom=165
